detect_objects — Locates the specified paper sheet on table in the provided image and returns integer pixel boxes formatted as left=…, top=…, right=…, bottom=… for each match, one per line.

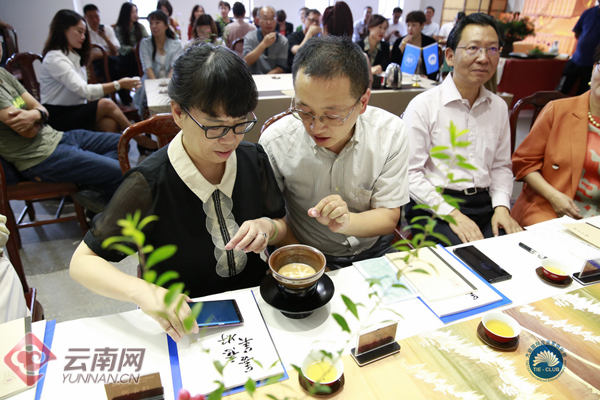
left=177, top=290, right=285, bottom=396
left=386, top=247, right=475, bottom=302
left=563, top=222, right=600, bottom=249
left=353, top=257, right=417, bottom=304
left=40, top=311, right=173, bottom=400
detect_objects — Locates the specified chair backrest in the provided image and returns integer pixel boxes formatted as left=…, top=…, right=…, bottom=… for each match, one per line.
left=134, top=41, right=144, bottom=77
left=119, top=113, right=180, bottom=173
left=509, top=90, right=568, bottom=154
left=0, top=26, right=18, bottom=59
left=6, top=52, right=43, bottom=101
left=260, top=109, right=292, bottom=136
left=88, top=44, right=121, bottom=104
left=231, top=38, right=244, bottom=56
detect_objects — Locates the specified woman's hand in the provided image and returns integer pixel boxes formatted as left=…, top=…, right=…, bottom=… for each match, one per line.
left=371, top=65, right=383, bottom=75
left=548, top=191, right=583, bottom=219
left=225, top=218, right=273, bottom=253
left=135, top=284, right=199, bottom=342
left=117, top=77, right=142, bottom=91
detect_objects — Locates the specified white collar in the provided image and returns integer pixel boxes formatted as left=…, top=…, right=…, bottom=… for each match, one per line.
left=441, top=73, right=492, bottom=108
left=167, top=131, right=237, bottom=202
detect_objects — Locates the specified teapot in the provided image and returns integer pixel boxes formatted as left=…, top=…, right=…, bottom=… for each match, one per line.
left=384, top=63, right=402, bottom=89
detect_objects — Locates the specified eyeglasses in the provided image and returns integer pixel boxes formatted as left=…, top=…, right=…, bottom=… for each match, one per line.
left=306, top=17, right=319, bottom=24
left=289, top=96, right=362, bottom=126
left=456, top=46, right=501, bottom=57
left=184, top=108, right=257, bottom=139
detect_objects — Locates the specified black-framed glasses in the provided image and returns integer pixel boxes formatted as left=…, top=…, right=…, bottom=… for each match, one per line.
left=184, top=108, right=257, bottom=139
left=456, top=46, right=501, bottom=57
left=289, top=95, right=362, bottom=127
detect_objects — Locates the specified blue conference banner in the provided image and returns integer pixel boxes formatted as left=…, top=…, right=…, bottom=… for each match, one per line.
left=401, top=43, right=421, bottom=75
left=423, top=43, right=439, bottom=75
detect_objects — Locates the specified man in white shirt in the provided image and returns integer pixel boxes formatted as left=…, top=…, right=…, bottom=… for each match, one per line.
left=352, top=6, right=372, bottom=42
left=260, top=36, right=409, bottom=268
left=385, top=7, right=407, bottom=44
left=403, top=13, right=522, bottom=245
left=83, top=4, right=131, bottom=105
left=421, top=6, right=440, bottom=37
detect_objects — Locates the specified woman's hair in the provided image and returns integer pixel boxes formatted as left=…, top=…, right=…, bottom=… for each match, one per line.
left=322, top=1, right=353, bottom=38
left=192, top=14, right=218, bottom=43
left=43, top=9, right=91, bottom=66
left=218, top=1, right=231, bottom=10
left=405, top=11, right=426, bottom=25
left=276, top=10, right=286, bottom=23
left=157, top=0, right=173, bottom=16
left=169, top=43, right=258, bottom=118
left=148, top=10, right=176, bottom=61
left=189, top=5, right=204, bottom=26
left=368, top=14, right=387, bottom=30
left=116, top=3, right=144, bottom=46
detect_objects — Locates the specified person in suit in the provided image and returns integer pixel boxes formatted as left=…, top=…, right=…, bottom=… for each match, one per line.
left=512, top=49, right=600, bottom=226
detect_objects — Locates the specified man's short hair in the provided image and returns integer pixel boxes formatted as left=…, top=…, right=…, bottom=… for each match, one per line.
left=306, top=8, right=320, bottom=18
left=405, top=11, right=426, bottom=25
left=393, top=7, right=402, bottom=14
left=365, top=6, right=373, bottom=10
left=292, top=36, right=369, bottom=99
left=447, top=12, right=503, bottom=51
left=83, top=4, right=98, bottom=14
left=232, top=2, right=245, bottom=17
left=252, top=7, right=259, bottom=18
left=218, top=1, right=231, bottom=10
left=425, top=6, right=435, bottom=13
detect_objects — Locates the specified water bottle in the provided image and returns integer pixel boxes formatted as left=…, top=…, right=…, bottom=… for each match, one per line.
left=549, top=40, right=559, bottom=54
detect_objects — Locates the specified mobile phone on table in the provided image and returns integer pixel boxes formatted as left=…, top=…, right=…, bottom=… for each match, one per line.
left=453, top=245, right=512, bottom=283
left=188, top=299, right=244, bottom=328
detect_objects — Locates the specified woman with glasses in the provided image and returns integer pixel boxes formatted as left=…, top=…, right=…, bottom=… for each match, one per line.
left=133, top=10, right=182, bottom=117
left=70, top=43, right=287, bottom=342
left=512, top=48, right=600, bottom=226
left=390, top=11, right=438, bottom=80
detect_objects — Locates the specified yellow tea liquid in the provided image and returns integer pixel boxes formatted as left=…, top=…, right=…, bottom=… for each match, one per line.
left=486, top=320, right=514, bottom=337
left=306, top=361, right=337, bottom=383
left=545, top=265, right=566, bottom=275
left=278, top=263, right=316, bottom=278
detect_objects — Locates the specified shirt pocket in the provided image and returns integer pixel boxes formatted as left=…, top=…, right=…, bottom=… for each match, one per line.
left=348, top=187, right=373, bottom=212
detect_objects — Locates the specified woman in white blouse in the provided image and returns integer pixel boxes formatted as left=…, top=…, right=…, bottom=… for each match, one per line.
left=39, top=10, right=142, bottom=134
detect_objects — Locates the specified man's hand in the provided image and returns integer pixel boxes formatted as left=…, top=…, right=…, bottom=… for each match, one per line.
left=448, top=209, right=484, bottom=243
left=548, top=191, right=583, bottom=219
left=261, top=32, right=277, bottom=48
left=308, top=195, right=350, bottom=233
left=305, top=25, right=321, bottom=39
left=6, top=109, right=38, bottom=132
left=491, top=206, right=523, bottom=236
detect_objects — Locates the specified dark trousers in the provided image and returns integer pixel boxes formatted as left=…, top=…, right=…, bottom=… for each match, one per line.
left=324, top=234, right=397, bottom=270
left=556, top=60, right=593, bottom=96
left=405, top=190, right=505, bottom=246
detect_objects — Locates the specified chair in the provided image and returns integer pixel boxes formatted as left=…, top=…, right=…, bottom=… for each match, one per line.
left=6, top=52, right=43, bottom=101
left=1, top=26, right=19, bottom=76
left=88, top=44, right=141, bottom=123
left=260, top=109, right=292, bottom=135
left=134, top=41, right=144, bottom=77
left=231, top=38, right=244, bottom=56
left=118, top=113, right=180, bottom=173
left=509, top=90, right=568, bottom=154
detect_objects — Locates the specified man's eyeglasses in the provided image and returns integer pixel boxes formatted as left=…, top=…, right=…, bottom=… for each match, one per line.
left=184, top=108, right=257, bottom=139
left=289, top=96, right=362, bottom=127
left=456, top=46, right=501, bottom=57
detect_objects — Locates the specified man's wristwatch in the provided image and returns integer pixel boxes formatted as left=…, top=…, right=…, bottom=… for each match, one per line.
left=113, top=81, right=121, bottom=91
left=36, top=108, right=48, bottom=124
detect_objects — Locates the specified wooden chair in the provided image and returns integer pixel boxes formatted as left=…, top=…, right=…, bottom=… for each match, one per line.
left=88, top=44, right=141, bottom=123
left=260, top=109, right=292, bottom=135
left=1, top=26, right=19, bottom=77
left=509, top=90, right=568, bottom=154
left=6, top=52, right=42, bottom=101
left=118, top=113, right=180, bottom=173
left=231, top=38, right=244, bottom=56
left=134, top=41, right=144, bottom=77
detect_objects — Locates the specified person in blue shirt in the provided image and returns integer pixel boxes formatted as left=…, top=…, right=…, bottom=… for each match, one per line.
left=557, top=1, right=600, bottom=95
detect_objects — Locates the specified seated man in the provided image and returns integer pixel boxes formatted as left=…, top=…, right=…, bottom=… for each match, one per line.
left=287, top=8, right=321, bottom=68
left=83, top=4, right=132, bottom=105
left=260, top=36, right=408, bottom=269
left=0, top=65, right=123, bottom=206
left=224, top=2, right=256, bottom=55
left=243, top=6, right=288, bottom=74
left=403, top=13, right=522, bottom=245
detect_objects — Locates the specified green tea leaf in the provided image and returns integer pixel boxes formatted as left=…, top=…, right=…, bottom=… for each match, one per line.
left=138, top=214, right=159, bottom=230
left=107, top=243, right=136, bottom=256
left=164, top=282, right=184, bottom=305
left=455, top=141, right=470, bottom=147
left=431, top=153, right=451, bottom=160
left=332, top=313, right=350, bottom=333
left=456, top=162, right=477, bottom=170
left=213, top=360, right=225, bottom=375
left=207, top=382, right=224, bottom=400
left=430, top=145, right=449, bottom=152
left=155, top=271, right=180, bottom=287
left=244, top=377, right=256, bottom=397
left=143, top=270, right=157, bottom=284
left=101, top=236, right=131, bottom=248
left=264, top=373, right=284, bottom=385
left=140, top=245, right=154, bottom=254
left=146, top=245, right=178, bottom=269
left=455, top=154, right=466, bottom=162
